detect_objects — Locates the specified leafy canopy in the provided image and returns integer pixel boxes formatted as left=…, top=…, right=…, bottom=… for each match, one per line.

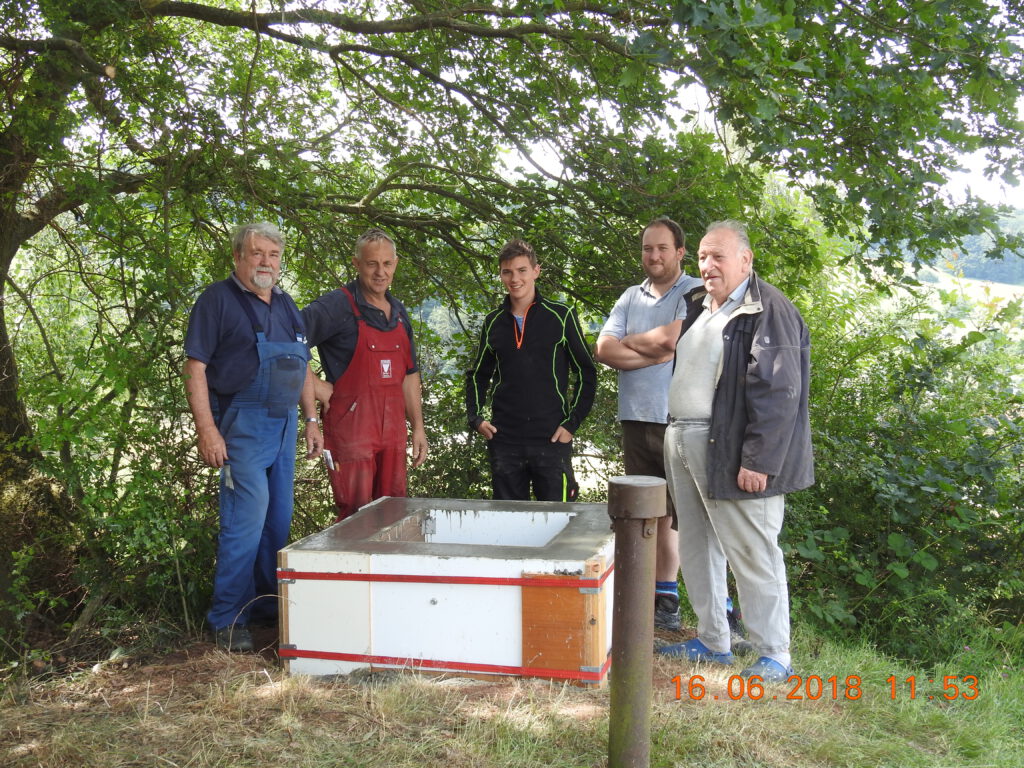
left=1, top=0, right=1023, bottom=658
left=2, top=0, right=1022, bottom=281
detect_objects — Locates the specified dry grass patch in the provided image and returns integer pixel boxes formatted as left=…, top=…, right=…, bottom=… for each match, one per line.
left=1, top=646, right=610, bottom=767
left=2, top=635, right=1021, bottom=767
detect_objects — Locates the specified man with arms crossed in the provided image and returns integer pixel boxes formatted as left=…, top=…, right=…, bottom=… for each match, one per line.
left=632, top=220, right=813, bottom=681
left=302, top=228, right=428, bottom=521
left=595, top=216, right=702, bottom=631
left=184, top=222, right=323, bottom=652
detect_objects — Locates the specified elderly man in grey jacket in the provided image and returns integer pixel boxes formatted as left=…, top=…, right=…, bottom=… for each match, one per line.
left=620, top=219, right=813, bottom=682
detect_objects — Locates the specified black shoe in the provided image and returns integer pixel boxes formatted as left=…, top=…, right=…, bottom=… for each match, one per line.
left=248, top=615, right=279, bottom=630
left=212, top=625, right=254, bottom=652
left=654, top=594, right=681, bottom=631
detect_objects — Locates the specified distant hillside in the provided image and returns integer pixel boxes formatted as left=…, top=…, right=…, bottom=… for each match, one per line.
left=918, top=265, right=1024, bottom=304
left=933, top=208, right=1024, bottom=285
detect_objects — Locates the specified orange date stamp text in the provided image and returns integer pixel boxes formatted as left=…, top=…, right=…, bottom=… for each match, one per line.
left=672, top=674, right=980, bottom=701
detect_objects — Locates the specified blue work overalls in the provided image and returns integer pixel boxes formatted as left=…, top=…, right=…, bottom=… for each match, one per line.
left=207, top=285, right=309, bottom=630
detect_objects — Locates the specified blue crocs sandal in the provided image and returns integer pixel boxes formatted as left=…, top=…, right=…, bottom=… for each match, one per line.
left=739, top=656, right=795, bottom=683
left=656, top=637, right=734, bottom=665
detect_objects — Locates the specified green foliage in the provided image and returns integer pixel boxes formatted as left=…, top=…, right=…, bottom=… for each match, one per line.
left=5, top=220, right=222, bottom=639
left=5, top=545, right=68, bottom=623
left=789, top=270, right=1024, bottom=662
left=1, top=0, right=1023, bottom=664
left=410, top=372, right=494, bottom=501
left=671, top=0, right=1024, bottom=268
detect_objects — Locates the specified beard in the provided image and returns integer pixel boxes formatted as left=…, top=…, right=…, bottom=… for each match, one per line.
left=644, top=265, right=665, bottom=279
left=644, top=262, right=679, bottom=283
left=252, top=270, right=275, bottom=290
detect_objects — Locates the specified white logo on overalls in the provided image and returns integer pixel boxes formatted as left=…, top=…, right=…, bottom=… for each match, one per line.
left=381, top=359, right=393, bottom=378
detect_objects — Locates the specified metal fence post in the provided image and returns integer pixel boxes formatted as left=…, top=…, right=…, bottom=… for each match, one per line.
left=607, top=475, right=667, bottom=768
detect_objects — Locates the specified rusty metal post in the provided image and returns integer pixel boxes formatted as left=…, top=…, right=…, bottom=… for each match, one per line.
left=607, top=475, right=667, bottom=768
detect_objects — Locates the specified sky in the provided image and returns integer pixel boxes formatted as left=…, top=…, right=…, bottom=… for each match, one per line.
left=946, top=152, right=1021, bottom=209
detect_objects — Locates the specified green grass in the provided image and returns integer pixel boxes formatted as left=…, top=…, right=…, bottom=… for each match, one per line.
left=650, top=634, right=1022, bottom=768
left=1, top=627, right=1021, bottom=767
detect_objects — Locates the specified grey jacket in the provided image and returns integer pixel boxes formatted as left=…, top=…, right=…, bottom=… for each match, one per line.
left=678, top=273, right=814, bottom=499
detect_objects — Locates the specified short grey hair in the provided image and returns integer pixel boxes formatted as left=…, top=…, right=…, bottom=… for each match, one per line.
left=354, top=227, right=396, bottom=259
left=231, top=222, right=285, bottom=255
left=705, top=219, right=751, bottom=251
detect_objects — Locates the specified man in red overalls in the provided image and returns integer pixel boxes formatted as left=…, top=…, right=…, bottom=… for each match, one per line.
left=302, top=228, right=428, bottom=520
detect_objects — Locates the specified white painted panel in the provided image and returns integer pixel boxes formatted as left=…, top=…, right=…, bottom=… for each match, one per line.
left=369, top=553, right=523, bottom=579
left=281, top=548, right=372, bottom=574
left=368, top=553, right=601, bottom=580
left=605, top=570, right=615, bottom=652
left=370, top=582, right=522, bottom=667
left=286, top=579, right=371, bottom=656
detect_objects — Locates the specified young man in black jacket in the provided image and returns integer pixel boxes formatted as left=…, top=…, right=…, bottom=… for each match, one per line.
left=465, top=239, right=597, bottom=501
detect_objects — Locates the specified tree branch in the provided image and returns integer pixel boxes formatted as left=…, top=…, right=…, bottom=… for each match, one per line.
left=0, top=35, right=115, bottom=79
left=81, top=78, right=151, bottom=157
left=17, top=170, right=152, bottom=246
left=3, top=276, right=63, bottom=386
left=329, top=43, right=563, bottom=183
left=144, top=2, right=677, bottom=68
left=148, top=1, right=655, bottom=37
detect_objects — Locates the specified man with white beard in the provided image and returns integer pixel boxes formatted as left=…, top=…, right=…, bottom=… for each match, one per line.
left=184, top=222, right=322, bottom=652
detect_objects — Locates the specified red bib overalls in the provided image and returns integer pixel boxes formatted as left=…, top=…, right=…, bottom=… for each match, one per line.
left=323, top=286, right=412, bottom=521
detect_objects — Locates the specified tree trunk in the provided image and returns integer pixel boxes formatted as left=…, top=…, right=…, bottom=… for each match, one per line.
left=0, top=292, right=35, bottom=459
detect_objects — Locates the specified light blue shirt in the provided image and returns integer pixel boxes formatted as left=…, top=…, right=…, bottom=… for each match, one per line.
left=600, top=273, right=703, bottom=423
left=704, top=277, right=749, bottom=314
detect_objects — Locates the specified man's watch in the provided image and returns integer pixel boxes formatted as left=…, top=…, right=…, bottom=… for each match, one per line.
left=304, top=417, right=320, bottom=425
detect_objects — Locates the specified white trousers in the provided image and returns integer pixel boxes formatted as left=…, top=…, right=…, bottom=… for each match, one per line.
left=664, top=420, right=791, bottom=657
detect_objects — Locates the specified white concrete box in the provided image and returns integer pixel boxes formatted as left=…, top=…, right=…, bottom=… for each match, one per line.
left=278, top=497, right=615, bottom=686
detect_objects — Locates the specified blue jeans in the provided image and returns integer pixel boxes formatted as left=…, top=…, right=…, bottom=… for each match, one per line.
left=207, top=406, right=297, bottom=629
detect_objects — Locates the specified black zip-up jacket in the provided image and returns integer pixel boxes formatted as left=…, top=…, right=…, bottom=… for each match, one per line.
left=676, top=273, right=814, bottom=499
left=466, top=290, right=597, bottom=444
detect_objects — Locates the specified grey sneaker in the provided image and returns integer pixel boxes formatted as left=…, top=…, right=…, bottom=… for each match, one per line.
left=654, top=594, right=681, bottom=631
left=212, top=625, right=254, bottom=652
left=731, top=631, right=755, bottom=656
left=727, top=605, right=753, bottom=655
